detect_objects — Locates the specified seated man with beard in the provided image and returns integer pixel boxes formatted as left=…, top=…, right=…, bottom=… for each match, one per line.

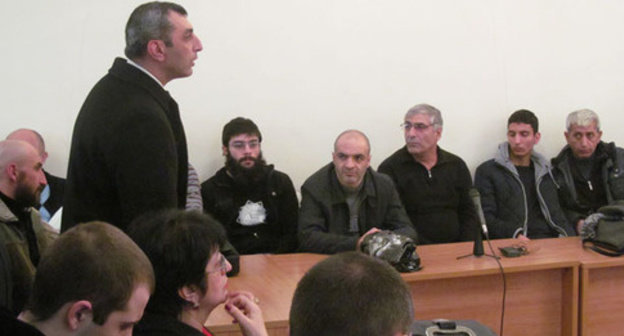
left=201, top=117, right=299, bottom=254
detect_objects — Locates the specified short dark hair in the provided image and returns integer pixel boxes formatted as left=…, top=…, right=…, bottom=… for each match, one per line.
left=124, top=1, right=187, bottom=59
left=508, top=109, right=539, bottom=133
left=28, top=222, right=155, bottom=325
left=290, top=252, right=414, bottom=336
left=222, top=117, right=263, bottom=147
left=126, top=209, right=226, bottom=317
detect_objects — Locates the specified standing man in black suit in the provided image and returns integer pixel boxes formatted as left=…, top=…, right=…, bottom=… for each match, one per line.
left=6, top=129, right=64, bottom=223
left=62, top=2, right=203, bottom=232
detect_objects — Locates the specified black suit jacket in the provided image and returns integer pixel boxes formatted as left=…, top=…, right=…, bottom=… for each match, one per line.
left=40, top=170, right=65, bottom=218
left=62, top=58, right=188, bottom=232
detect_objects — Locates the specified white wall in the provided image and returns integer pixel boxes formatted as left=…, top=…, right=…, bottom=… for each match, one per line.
left=2, top=0, right=624, bottom=190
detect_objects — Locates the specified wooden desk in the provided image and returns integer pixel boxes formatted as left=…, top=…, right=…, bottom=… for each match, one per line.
left=206, top=237, right=581, bottom=336
left=576, top=243, right=624, bottom=335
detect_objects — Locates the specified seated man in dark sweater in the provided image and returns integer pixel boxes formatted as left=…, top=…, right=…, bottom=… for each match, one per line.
left=474, top=109, right=574, bottom=239
left=378, top=104, right=477, bottom=245
left=298, top=130, right=417, bottom=254
left=202, top=117, right=299, bottom=254
left=551, top=109, right=624, bottom=233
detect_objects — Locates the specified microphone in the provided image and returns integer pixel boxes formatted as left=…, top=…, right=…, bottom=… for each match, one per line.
left=469, top=188, right=489, bottom=237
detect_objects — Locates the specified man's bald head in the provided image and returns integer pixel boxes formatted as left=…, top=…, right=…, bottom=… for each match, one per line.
left=6, top=129, right=47, bottom=162
left=333, top=129, right=371, bottom=155
left=0, top=140, right=47, bottom=205
left=0, top=140, right=40, bottom=172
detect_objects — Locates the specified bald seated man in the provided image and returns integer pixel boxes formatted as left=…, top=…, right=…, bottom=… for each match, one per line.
left=6, top=129, right=65, bottom=222
left=298, top=130, right=417, bottom=254
left=0, top=140, right=55, bottom=315
left=2, top=221, right=155, bottom=336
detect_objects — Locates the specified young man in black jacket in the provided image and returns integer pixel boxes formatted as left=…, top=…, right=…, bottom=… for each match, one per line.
left=201, top=118, right=299, bottom=254
left=474, top=110, right=574, bottom=239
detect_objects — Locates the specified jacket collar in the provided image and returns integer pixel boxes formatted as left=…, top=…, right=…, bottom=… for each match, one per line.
left=397, top=145, right=453, bottom=167
left=494, top=141, right=550, bottom=176
left=108, top=57, right=171, bottom=113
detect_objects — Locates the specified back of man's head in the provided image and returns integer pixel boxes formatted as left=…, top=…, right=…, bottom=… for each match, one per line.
left=27, top=221, right=155, bottom=325
left=508, top=109, right=539, bottom=133
left=6, top=129, right=46, bottom=160
left=221, top=117, right=263, bottom=146
left=289, top=252, right=414, bottom=336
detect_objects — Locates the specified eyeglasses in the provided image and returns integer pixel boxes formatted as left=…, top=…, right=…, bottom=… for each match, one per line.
left=230, top=140, right=260, bottom=150
left=401, top=122, right=433, bottom=132
left=206, top=254, right=228, bottom=276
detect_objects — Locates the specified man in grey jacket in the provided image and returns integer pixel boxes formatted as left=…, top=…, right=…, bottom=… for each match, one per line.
left=298, top=130, right=417, bottom=254
left=474, top=110, right=574, bottom=239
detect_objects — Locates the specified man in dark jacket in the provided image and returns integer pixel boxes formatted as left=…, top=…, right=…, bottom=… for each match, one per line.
left=62, top=2, right=203, bottom=232
left=474, top=110, right=574, bottom=239
left=298, top=130, right=416, bottom=254
left=378, top=104, right=477, bottom=245
left=0, top=140, right=56, bottom=315
left=202, top=117, right=299, bottom=254
left=551, top=109, right=624, bottom=233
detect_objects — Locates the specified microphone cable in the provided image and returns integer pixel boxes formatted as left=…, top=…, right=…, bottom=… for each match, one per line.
left=484, top=234, right=506, bottom=336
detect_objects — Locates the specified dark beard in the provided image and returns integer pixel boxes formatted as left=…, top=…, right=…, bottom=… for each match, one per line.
left=14, top=177, right=41, bottom=209
left=225, top=152, right=268, bottom=187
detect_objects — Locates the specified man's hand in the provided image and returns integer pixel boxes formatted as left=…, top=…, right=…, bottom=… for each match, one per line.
left=516, top=234, right=530, bottom=242
left=356, top=227, right=381, bottom=251
left=576, top=219, right=585, bottom=234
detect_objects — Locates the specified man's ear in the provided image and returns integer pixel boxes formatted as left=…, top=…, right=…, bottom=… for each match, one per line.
left=178, top=285, right=200, bottom=308
left=6, top=163, right=19, bottom=182
left=222, top=146, right=228, bottom=157
left=146, top=40, right=167, bottom=62
left=66, top=300, right=93, bottom=331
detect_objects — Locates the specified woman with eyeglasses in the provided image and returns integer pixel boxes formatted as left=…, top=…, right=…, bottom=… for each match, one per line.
left=127, top=209, right=268, bottom=336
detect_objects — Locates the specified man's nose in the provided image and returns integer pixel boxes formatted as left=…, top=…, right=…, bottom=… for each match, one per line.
left=39, top=170, right=48, bottom=186
left=194, top=35, right=203, bottom=52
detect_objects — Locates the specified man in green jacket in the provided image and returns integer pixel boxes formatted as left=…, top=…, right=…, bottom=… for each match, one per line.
left=0, top=140, right=56, bottom=315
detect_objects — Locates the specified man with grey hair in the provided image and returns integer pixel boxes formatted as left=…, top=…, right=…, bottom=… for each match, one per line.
left=379, top=104, right=478, bottom=245
left=552, top=109, right=624, bottom=233
left=6, top=129, right=65, bottom=222
left=298, top=130, right=416, bottom=254
left=63, top=2, right=203, bottom=232
left=0, top=140, right=55, bottom=315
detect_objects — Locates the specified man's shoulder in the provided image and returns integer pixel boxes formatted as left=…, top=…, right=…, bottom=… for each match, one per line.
left=201, top=168, right=230, bottom=189
left=302, top=163, right=333, bottom=192
left=438, top=147, right=468, bottom=165
left=475, top=158, right=497, bottom=175
left=379, top=146, right=409, bottom=167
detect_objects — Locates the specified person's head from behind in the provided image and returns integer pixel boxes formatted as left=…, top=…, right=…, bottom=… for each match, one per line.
left=23, top=221, right=155, bottom=336
left=221, top=117, right=266, bottom=179
left=332, top=130, right=371, bottom=191
left=124, top=1, right=202, bottom=83
left=289, top=251, right=414, bottom=336
left=0, top=140, right=47, bottom=208
left=6, top=128, right=48, bottom=163
left=564, top=109, right=602, bottom=159
left=126, top=210, right=231, bottom=326
left=507, top=109, right=541, bottom=160
left=402, top=104, right=443, bottom=158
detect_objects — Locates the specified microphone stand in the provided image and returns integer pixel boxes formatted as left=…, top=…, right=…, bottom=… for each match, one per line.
left=457, top=229, right=498, bottom=260
left=457, top=188, right=499, bottom=260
